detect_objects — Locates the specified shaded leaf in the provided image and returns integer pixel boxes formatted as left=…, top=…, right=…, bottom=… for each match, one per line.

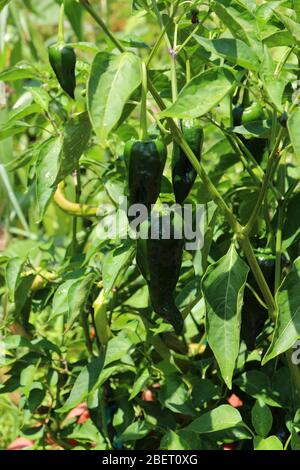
left=263, top=257, right=300, bottom=363
left=251, top=400, right=273, bottom=438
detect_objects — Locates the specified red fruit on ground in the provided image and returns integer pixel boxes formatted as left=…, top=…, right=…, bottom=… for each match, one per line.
left=227, top=393, right=243, bottom=408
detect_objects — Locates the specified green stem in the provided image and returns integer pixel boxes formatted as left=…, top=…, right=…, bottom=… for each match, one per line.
left=171, top=24, right=178, bottom=103
left=58, top=3, right=65, bottom=44
left=239, top=235, right=276, bottom=319
left=175, top=10, right=211, bottom=55
left=140, top=62, right=148, bottom=140
left=284, top=433, right=292, bottom=451
left=72, top=165, right=81, bottom=251
left=146, top=21, right=170, bottom=67
left=186, top=57, right=191, bottom=83
left=99, top=385, right=112, bottom=449
left=79, top=0, right=125, bottom=52
left=244, top=128, right=284, bottom=236
left=275, top=161, right=286, bottom=292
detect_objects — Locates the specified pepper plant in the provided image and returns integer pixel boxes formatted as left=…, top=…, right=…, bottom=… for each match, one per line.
left=1, top=0, right=300, bottom=451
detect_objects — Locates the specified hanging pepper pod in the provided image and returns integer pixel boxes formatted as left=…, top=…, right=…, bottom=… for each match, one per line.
left=48, top=44, right=76, bottom=99
left=172, top=120, right=203, bottom=204
left=124, top=139, right=167, bottom=214
left=232, top=101, right=267, bottom=164
left=93, top=289, right=112, bottom=345
left=48, top=4, right=76, bottom=99
left=136, top=210, right=184, bottom=334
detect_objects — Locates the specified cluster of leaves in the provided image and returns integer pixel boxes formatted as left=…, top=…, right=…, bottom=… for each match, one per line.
left=1, top=0, right=300, bottom=451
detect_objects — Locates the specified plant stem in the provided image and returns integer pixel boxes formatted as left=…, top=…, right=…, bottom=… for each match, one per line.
left=171, top=25, right=178, bottom=104
left=244, top=128, right=284, bottom=236
left=72, top=165, right=81, bottom=251
left=79, top=0, right=125, bottom=52
left=274, top=161, right=286, bottom=292
left=239, top=235, right=276, bottom=319
left=140, top=62, right=148, bottom=140
left=58, top=3, right=65, bottom=44
left=0, top=164, right=29, bottom=232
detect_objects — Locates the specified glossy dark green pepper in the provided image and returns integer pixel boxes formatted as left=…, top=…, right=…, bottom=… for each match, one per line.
left=48, top=44, right=76, bottom=99
left=124, top=139, right=167, bottom=213
left=233, top=102, right=267, bottom=165
left=172, top=121, right=203, bottom=204
left=241, top=102, right=264, bottom=124
left=136, top=212, right=184, bottom=334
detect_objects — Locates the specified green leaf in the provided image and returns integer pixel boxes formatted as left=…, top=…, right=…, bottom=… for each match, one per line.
left=20, top=363, right=38, bottom=400
left=263, top=30, right=293, bottom=48
left=52, top=271, right=95, bottom=325
left=158, top=375, right=194, bottom=415
left=26, top=87, right=50, bottom=113
left=5, top=257, right=25, bottom=302
left=160, top=67, right=236, bottom=120
left=253, top=435, right=283, bottom=450
left=68, top=421, right=107, bottom=447
left=7, top=103, right=40, bottom=124
left=119, top=421, right=151, bottom=442
left=295, top=0, right=300, bottom=22
left=104, top=335, right=133, bottom=367
left=35, top=137, right=62, bottom=219
left=263, top=77, right=286, bottom=112
left=251, top=400, right=273, bottom=438
left=64, top=0, right=83, bottom=40
left=0, top=121, right=29, bottom=141
left=291, top=427, right=300, bottom=450
left=0, top=0, right=11, bottom=11
left=276, top=11, right=300, bottom=44
left=263, top=257, right=300, bottom=363
left=5, top=258, right=33, bottom=316
left=129, top=368, right=150, bottom=400
left=235, top=371, right=282, bottom=407
left=102, top=242, right=135, bottom=295
left=59, top=356, right=105, bottom=412
left=233, top=119, right=271, bottom=138
left=0, top=63, right=39, bottom=81
left=282, top=193, right=300, bottom=249
left=160, top=430, right=197, bottom=450
left=87, top=51, right=141, bottom=143
left=185, top=405, right=243, bottom=434
left=211, top=1, right=251, bottom=45
left=288, top=107, right=300, bottom=160
left=202, top=245, right=249, bottom=388
left=57, top=112, right=92, bottom=182
left=194, top=36, right=259, bottom=71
